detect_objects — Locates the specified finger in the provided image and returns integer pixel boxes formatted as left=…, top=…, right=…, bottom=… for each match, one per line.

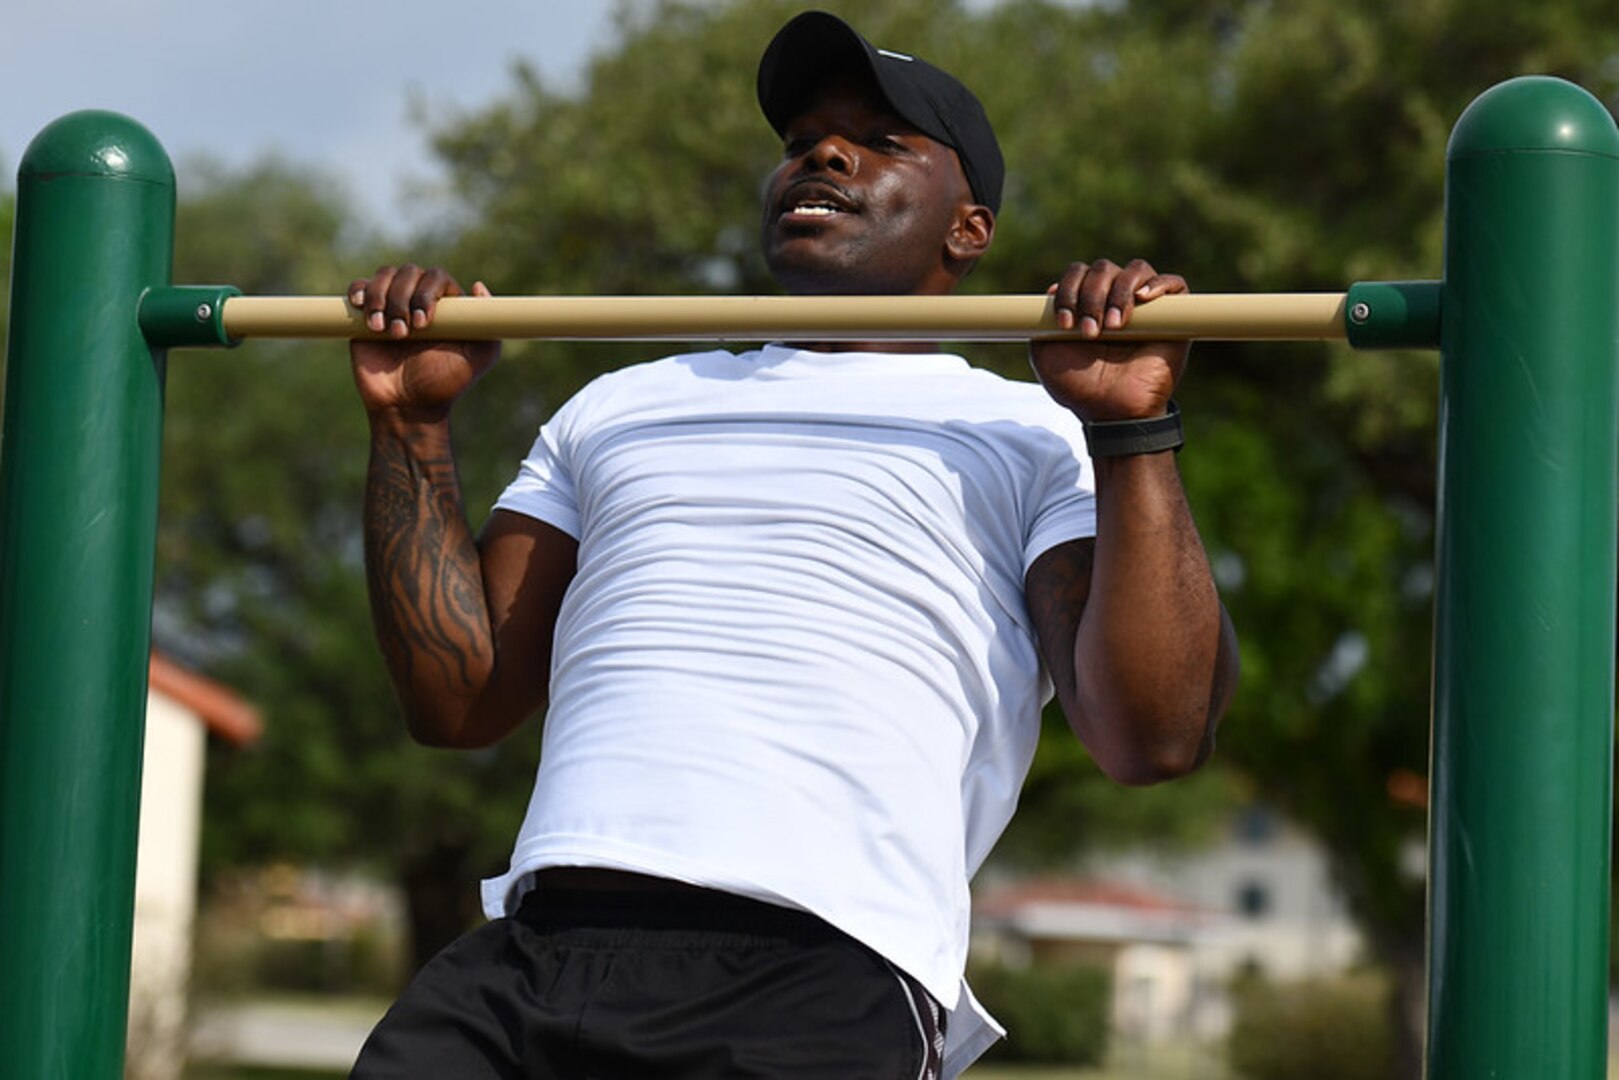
left=411, top=267, right=463, bottom=329
left=1105, top=259, right=1158, bottom=329
left=362, top=265, right=399, bottom=333
left=347, top=277, right=371, bottom=308
left=471, top=281, right=493, bottom=298
left=1051, top=262, right=1089, bottom=332
left=384, top=264, right=428, bottom=338
left=1075, top=258, right=1119, bottom=339
left=1134, top=273, right=1189, bottom=302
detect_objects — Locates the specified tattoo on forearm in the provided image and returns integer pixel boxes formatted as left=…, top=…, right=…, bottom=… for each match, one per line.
left=364, top=428, right=490, bottom=703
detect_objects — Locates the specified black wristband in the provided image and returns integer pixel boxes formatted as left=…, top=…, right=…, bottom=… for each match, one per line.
left=1081, top=400, right=1183, bottom=457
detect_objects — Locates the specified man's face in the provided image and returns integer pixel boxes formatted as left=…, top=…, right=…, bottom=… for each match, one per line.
left=761, top=70, right=979, bottom=297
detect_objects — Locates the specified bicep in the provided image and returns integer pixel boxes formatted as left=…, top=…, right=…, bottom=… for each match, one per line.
left=1024, top=536, right=1096, bottom=717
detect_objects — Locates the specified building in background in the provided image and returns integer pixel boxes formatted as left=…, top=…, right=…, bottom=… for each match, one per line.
left=972, top=804, right=1363, bottom=1045
left=126, top=653, right=261, bottom=1080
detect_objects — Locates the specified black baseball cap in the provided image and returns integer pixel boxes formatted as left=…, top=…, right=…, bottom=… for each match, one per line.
left=757, top=11, right=1005, bottom=213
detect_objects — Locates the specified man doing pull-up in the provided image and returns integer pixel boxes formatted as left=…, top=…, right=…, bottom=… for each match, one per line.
left=346, top=11, right=1236, bottom=1079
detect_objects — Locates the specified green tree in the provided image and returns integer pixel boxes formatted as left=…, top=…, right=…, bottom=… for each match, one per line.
left=424, top=2, right=1619, bottom=1073
left=103, top=7, right=1619, bottom=1070
left=956, top=2, right=1615, bottom=1072
left=163, top=2, right=1241, bottom=980
left=427, top=0, right=1251, bottom=865
left=158, top=157, right=550, bottom=966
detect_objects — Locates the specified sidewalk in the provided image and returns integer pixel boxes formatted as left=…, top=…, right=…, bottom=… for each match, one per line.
left=190, top=997, right=387, bottom=1072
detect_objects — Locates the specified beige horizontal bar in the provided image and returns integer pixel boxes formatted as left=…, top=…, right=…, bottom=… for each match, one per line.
left=219, top=292, right=1349, bottom=343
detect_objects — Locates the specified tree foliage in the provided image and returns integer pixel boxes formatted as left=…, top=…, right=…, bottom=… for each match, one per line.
left=159, top=159, right=542, bottom=958
left=420, top=0, right=1619, bottom=940
left=1228, top=972, right=1395, bottom=1080
left=417, top=13, right=1619, bottom=1069
left=10, top=0, right=1609, bottom=1034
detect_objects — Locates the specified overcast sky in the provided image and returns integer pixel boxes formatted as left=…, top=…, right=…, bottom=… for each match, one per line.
left=1, top=1, right=616, bottom=230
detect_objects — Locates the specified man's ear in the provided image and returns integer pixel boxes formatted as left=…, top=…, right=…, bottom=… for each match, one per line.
left=945, top=204, right=996, bottom=266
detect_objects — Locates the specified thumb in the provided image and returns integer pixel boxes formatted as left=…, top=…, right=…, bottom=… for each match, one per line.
left=471, top=281, right=493, bottom=298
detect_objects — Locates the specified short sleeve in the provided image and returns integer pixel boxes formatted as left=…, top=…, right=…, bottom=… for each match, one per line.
left=1021, top=414, right=1097, bottom=572
left=493, top=421, right=582, bottom=538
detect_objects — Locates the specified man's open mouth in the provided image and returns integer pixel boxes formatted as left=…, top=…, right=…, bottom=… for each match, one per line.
left=779, top=180, right=858, bottom=222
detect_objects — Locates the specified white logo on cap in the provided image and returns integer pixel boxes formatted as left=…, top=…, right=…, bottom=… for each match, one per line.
left=876, top=48, right=915, bottom=62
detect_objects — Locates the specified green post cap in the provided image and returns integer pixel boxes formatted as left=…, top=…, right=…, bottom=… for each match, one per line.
left=18, top=109, right=174, bottom=187
left=1448, top=76, right=1619, bottom=160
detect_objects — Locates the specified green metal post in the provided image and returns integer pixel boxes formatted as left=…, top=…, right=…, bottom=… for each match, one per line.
left=1429, top=77, right=1619, bottom=1078
left=0, top=112, right=174, bottom=1078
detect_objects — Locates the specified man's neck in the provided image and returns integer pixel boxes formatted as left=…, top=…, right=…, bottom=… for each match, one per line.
left=778, top=280, right=957, bottom=354
left=785, top=339, right=940, bottom=354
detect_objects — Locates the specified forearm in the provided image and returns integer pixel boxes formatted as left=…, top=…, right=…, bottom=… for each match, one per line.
left=363, top=410, right=498, bottom=746
left=1071, top=452, right=1233, bottom=782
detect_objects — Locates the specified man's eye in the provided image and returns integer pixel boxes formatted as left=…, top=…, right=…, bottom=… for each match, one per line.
left=869, top=135, right=906, bottom=152
left=784, top=137, right=818, bottom=156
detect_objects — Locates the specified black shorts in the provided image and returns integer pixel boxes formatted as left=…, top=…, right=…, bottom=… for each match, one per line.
left=350, top=880, right=946, bottom=1079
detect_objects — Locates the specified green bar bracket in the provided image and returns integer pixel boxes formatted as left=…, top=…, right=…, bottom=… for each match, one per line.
left=139, top=284, right=242, bottom=348
left=1344, top=279, right=1442, bottom=350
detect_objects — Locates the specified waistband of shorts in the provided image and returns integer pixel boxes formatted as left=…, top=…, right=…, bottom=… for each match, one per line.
left=514, top=874, right=843, bottom=941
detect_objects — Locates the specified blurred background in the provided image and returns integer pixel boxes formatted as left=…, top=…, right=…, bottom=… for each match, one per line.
left=3, top=1, right=1618, bottom=1077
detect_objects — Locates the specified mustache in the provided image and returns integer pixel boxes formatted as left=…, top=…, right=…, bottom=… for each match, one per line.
left=777, top=176, right=860, bottom=212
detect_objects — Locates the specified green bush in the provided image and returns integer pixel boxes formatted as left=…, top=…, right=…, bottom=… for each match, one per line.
left=970, top=962, right=1111, bottom=1065
left=251, top=931, right=401, bottom=996
left=1227, top=971, right=1393, bottom=1080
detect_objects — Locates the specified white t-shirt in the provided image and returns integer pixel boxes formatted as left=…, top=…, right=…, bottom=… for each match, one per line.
left=482, top=343, right=1097, bottom=1077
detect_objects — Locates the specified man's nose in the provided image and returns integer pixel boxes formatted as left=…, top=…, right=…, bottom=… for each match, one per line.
left=804, top=135, right=856, bottom=174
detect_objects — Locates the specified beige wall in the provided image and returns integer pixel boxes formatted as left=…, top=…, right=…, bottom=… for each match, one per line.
left=126, top=692, right=207, bottom=1080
